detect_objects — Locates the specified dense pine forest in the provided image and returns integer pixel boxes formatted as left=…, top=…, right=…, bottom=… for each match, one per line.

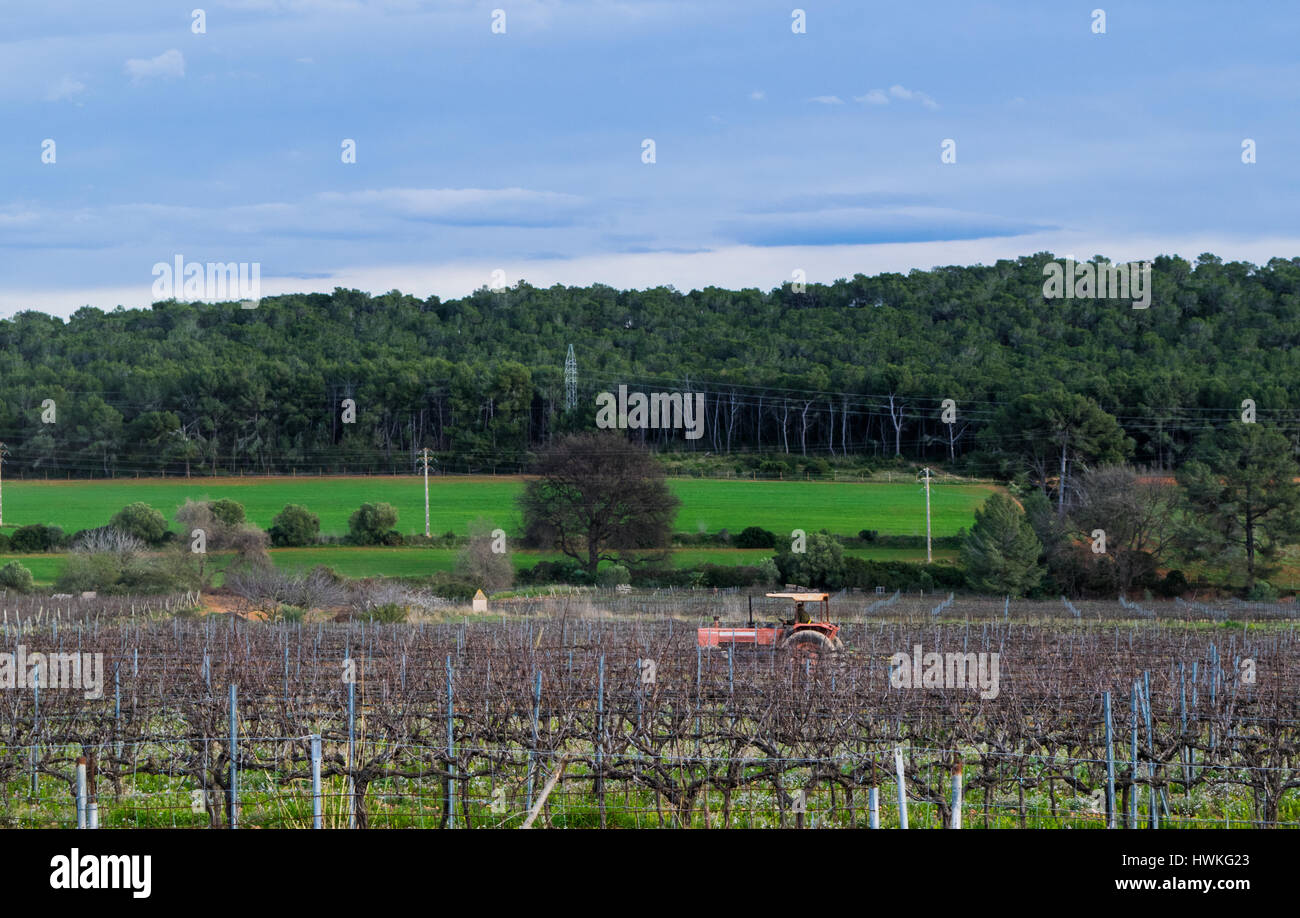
left=3, top=251, right=1298, bottom=480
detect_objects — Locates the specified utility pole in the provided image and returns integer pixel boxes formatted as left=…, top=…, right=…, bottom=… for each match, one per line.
left=920, top=467, right=932, bottom=563
left=418, top=448, right=434, bottom=538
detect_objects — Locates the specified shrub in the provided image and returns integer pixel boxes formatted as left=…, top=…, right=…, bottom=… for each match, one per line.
left=55, top=553, right=120, bottom=593
left=1157, top=569, right=1188, bottom=598
left=348, top=502, right=400, bottom=545
left=425, top=573, right=480, bottom=601
left=276, top=604, right=308, bottom=623
left=858, top=529, right=878, bottom=542
left=208, top=499, right=246, bottom=527
left=269, top=504, right=321, bottom=547
left=455, top=520, right=513, bottom=591
left=224, top=561, right=348, bottom=610
left=10, top=524, right=64, bottom=552
left=756, top=557, right=780, bottom=584
left=362, top=602, right=408, bottom=623
left=110, top=503, right=169, bottom=545
left=175, top=499, right=267, bottom=555
left=696, top=564, right=762, bottom=588
left=735, top=526, right=777, bottom=549
left=0, top=561, right=35, bottom=593
left=1246, top=580, right=1279, bottom=602
left=773, top=530, right=845, bottom=589
left=518, top=560, right=587, bottom=585
left=598, top=563, right=631, bottom=587
left=627, top=566, right=694, bottom=588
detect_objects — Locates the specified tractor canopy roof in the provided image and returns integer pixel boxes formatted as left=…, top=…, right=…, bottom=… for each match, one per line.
left=765, top=592, right=829, bottom=602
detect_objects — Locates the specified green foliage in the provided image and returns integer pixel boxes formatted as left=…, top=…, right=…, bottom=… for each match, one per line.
left=774, top=530, right=845, bottom=589
left=110, top=502, right=168, bottom=545
left=518, top=559, right=590, bottom=586
left=1246, top=580, right=1279, bottom=602
left=347, top=502, right=400, bottom=545
left=425, top=573, right=480, bottom=601
left=0, top=561, right=35, bottom=593
left=362, top=602, right=408, bottom=623
left=521, top=433, right=679, bottom=576
left=276, top=604, right=308, bottom=623
left=208, top=499, right=246, bottom=527
left=55, top=548, right=198, bottom=595
left=597, top=563, right=631, bottom=587
left=735, top=526, right=777, bottom=549
left=960, top=493, right=1044, bottom=597
left=841, top=557, right=965, bottom=592
left=269, top=504, right=321, bottom=547
left=9, top=524, right=64, bottom=552
left=1178, top=425, right=1300, bottom=587
left=1, top=258, right=1299, bottom=480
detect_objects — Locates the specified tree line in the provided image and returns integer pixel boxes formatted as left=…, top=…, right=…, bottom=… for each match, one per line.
left=2, top=252, right=1298, bottom=491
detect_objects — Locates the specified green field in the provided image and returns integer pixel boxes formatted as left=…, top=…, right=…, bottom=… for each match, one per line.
left=0, top=475, right=993, bottom=538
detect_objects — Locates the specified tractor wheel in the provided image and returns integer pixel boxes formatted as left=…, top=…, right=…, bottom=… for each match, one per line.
left=783, top=630, right=836, bottom=662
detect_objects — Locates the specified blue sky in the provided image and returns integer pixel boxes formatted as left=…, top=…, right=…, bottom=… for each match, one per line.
left=2, top=0, right=1298, bottom=316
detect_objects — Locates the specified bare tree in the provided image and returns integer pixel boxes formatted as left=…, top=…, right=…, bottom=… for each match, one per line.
left=455, top=517, right=513, bottom=591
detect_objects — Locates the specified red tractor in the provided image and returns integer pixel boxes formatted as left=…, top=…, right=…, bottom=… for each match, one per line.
left=697, top=592, right=844, bottom=660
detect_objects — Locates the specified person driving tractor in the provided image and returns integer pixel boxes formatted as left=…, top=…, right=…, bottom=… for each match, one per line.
left=794, top=601, right=811, bottom=624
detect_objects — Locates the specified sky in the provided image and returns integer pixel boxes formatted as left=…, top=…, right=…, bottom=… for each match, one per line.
left=2, top=0, right=1298, bottom=317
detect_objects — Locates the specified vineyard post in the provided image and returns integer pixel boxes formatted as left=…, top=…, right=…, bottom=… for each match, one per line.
left=310, top=734, right=322, bottom=829
left=596, top=654, right=606, bottom=828
left=1179, top=664, right=1189, bottom=791
left=76, top=757, right=88, bottom=829
left=1103, top=691, right=1116, bottom=829
left=30, top=667, right=39, bottom=798
left=347, top=670, right=356, bottom=829
left=1142, top=671, right=1156, bottom=830
left=949, top=763, right=963, bottom=828
left=894, top=746, right=908, bottom=829
left=229, top=683, right=238, bottom=829
left=113, top=665, right=122, bottom=758
left=526, top=671, right=541, bottom=811
left=1129, top=683, right=1138, bottom=829
left=869, top=787, right=879, bottom=829
left=445, top=654, right=454, bottom=829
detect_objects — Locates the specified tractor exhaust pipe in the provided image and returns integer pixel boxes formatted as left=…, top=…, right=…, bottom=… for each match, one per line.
left=748, top=595, right=754, bottom=627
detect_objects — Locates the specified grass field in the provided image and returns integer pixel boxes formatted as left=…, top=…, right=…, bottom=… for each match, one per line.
left=0, top=475, right=994, bottom=538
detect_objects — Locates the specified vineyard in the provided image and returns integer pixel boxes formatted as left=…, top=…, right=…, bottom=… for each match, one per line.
left=2, top=591, right=1298, bottom=829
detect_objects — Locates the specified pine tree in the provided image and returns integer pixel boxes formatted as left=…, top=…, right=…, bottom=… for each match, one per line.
left=960, top=493, right=1044, bottom=596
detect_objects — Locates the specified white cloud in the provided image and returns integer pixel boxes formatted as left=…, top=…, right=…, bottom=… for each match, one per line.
left=853, top=89, right=889, bottom=105
left=45, top=76, right=86, bottom=102
left=315, top=187, right=588, bottom=225
left=808, top=95, right=843, bottom=105
left=10, top=231, right=1300, bottom=318
left=750, top=90, right=765, bottom=101
left=888, top=84, right=938, bottom=109
left=125, top=49, right=185, bottom=83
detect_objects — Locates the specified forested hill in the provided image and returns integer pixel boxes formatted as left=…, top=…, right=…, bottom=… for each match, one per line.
left=2, top=251, right=1299, bottom=479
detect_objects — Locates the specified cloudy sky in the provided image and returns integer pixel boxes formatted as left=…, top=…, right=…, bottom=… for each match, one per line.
left=2, top=0, right=1297, bottom=316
